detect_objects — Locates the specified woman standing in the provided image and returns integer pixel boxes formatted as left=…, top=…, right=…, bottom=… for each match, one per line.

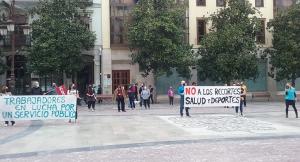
left=141, top=86, right=151, bottom=109
left=86, top=85, right=96, bottom=112
left=114, top=85, right=126, bottom=112
left=1, top=86, right=15, bottom=127
left=168, top=87, right=174, bottom=106
left=285, top=83, right=298, bottom=118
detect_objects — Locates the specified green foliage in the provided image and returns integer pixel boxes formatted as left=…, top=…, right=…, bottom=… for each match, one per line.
left=128, top=0, right=194, bottom=79
left=265, top=4, right=300, bottom=83
left=197, top=0, right=260, bottom=84
left=27, top=0, right=96, bottom=77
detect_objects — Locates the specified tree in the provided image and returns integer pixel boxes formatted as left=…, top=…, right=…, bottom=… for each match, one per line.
left=197, top=0, right=260, bottom=84
left=265, top=4, right=300, bottom=85
left=27, top=0, right=95, bottom=80
left=128, top=0, right=194, bottom=79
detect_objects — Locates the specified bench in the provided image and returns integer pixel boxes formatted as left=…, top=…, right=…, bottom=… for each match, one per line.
left=251, top=92, right=271, bottom=101
left=276, top=91, right=300, bottom=101
left=96, top=94, right=113, bottom=103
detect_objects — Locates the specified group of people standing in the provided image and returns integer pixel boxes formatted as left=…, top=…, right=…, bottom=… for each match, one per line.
left=113, top=83, right=154, bottom=112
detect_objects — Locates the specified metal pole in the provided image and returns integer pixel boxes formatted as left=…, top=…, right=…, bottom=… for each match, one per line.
left=10, top=0, right=16, bottom=93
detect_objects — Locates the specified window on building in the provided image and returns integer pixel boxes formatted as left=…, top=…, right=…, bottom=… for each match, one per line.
left=255, top=0, right=264, bottom=7
left=273, top=0, right=295, bottom=16
left=196, top=0, right=206, bottom=6
left=197, top=19, right=206, bottom=44
left=256, top=19, right=265, bottom=44
left=110, top=0, right=136, bottom=46
left=216, top=0, right=225, bottom=7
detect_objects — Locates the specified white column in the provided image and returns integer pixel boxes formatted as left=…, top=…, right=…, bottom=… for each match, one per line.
left=102, top=48, right=112, bottom=94
left=94, top=46, right=101, bottom=87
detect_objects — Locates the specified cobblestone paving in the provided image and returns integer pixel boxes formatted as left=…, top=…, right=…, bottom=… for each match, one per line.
left=2, top=137, right=300, bottom=162
left=1, top=102, right=300, bottom=161
left=166, top=115, right=276, bottom=133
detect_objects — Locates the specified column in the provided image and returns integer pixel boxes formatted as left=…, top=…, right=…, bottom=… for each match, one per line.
left=102, top=48, right=112, bottom=94
left=94, top=46, right=101, bottom=87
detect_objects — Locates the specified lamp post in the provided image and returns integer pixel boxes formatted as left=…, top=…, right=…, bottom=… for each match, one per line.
left=8, top=0, right=16, bottom=93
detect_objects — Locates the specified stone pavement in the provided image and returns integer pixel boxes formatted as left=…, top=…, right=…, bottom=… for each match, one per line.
left=0, top=102, right=299, bottom=162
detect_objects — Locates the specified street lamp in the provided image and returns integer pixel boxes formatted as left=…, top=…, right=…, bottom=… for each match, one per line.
left=7, top=0, right=16, bottom=93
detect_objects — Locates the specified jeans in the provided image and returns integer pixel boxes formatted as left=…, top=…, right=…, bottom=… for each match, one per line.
left=180, top=95, right=190, bottom=116
left=169, top=96, right=174, bottom=105
left=87, top=101, right=95, bottom=110
left=235, top=100, right=244, bottom=115
left=117, top=96, right=125, bottom=112
left=143, top=98, right=150, bottom=109
left=242, top=95, right=247, bottom=106
left=129, top=94, right=135, bottom=109
left=285, top=100, right=298, bottom=118
left=150, top=94, right=154, bottom=104
left=140, top=96, right=143, bottom=107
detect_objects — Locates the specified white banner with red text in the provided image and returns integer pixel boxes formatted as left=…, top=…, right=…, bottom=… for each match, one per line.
left=184, top=86, right=241, bottom=107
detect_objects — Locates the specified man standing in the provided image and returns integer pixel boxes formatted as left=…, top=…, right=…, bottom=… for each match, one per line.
left=149, top=85, right=154, bottom=104
left=31, top=81, right=43, bottom=95
left=139, top=83, right=144, bottom=107
left=241, top=82, right=247, bottom=107
left=141, top=86, right=151, bottom=109
left=178, top=81, right=190, bottom=117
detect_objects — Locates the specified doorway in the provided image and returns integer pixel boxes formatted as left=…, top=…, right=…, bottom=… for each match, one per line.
left=112, top=70, right=130, bottom=92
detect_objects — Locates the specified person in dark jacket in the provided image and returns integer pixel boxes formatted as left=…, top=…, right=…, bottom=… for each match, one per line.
left=31, top=81, right=43, bottom=95
left=86, top=85, right=96, bottom=111
left=128, top=84, right=136, bottom=109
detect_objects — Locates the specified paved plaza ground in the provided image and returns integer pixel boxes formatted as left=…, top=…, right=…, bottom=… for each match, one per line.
left=0, top=101, right=300, bottom=162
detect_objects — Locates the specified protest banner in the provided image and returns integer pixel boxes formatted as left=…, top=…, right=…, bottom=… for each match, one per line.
left=0, top=95, right=77, bottom=121
left=184, top=86, right=241, bottom=107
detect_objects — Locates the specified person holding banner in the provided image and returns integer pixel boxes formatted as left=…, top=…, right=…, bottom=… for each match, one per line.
left=44, top=83, right=58, bottom=95
left=1, top=86, right=15, bottom=127
left=236, top=87, right=245, bottom=117
left=178, top=81, right=190, bottom=117
left=31, top=81, right=43, bottom=95
left=86, top=85, right=96, bottom=112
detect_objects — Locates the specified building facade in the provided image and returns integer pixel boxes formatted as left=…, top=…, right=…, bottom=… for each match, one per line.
left=101, top=0, right=299, bottom=98
left=0, top=0, right=102, bottom=95
left=189, top=0, right=298, bottom=100
left=101, top=0, right=154, bottom=95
